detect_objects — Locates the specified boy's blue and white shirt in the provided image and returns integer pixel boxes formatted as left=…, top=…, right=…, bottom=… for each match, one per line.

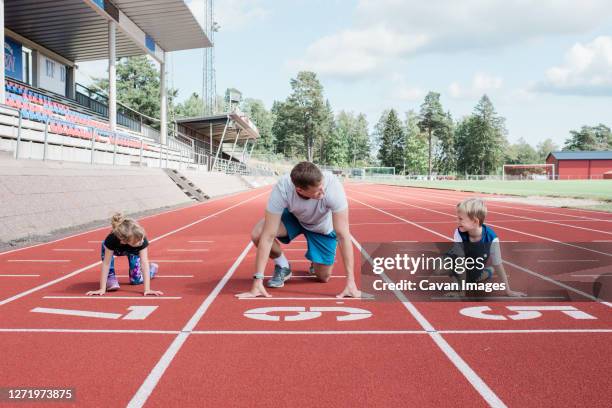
left=453, top=224, right=502, bottom=266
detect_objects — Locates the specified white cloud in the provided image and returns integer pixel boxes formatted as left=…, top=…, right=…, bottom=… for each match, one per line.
left=389, top=74, right=425, bottom=101
left=290, top=0, right=612, bottom=81
left=448, top=73, right=503, bottom=99
left=287, top=27, right=428, bottom=79
left=186, top=0, right=269, bottom=33
left=534, top=36, right=612, bottom=96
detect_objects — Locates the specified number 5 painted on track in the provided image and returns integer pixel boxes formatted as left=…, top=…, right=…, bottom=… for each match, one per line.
left=243, top=306, right=372, bottom=322
left=459, top=305, right=596, bottom=320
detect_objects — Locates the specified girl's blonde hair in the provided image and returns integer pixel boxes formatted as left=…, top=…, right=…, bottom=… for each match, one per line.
left=456, top=198, right=487, bottom=225
left=111, top=213, right=145, bottom=244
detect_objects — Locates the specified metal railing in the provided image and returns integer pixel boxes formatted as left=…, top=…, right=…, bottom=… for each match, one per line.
left=0, top=103, right=276, bottom=176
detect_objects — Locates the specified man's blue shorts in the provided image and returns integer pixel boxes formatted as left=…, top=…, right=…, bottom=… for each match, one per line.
left=278, top=209, right=337, bottom=266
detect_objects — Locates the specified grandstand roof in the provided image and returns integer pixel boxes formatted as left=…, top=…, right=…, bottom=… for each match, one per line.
left=547, top=151, right=612, bottom=161
left=177, top=112, right=260, bottom=143
left=4, top=0, right=211, bottom=62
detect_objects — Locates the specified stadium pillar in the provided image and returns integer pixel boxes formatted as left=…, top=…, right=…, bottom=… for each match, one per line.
left=0, top=0, right=5, bottom=104
left=247, top=139, right=256, bottom=163
left=230, top=129, right=240, bottom=158
left=160, top=61, right=167, bottom=145
left=108, top=21, right=117, bottom=132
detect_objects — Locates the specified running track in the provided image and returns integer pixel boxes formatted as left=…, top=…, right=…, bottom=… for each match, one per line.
left=0, top=183, right=610, bottom=407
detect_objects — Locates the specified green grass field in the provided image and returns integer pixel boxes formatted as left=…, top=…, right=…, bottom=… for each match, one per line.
left=365, top=179, right=612, bottom=210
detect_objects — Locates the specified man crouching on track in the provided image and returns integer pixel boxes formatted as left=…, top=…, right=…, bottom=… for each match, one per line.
left=236, top=161, right=361, bottom=299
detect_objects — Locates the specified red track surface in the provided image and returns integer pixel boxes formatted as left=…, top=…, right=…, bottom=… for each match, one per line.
left=1, top=184, right=610, bottom=407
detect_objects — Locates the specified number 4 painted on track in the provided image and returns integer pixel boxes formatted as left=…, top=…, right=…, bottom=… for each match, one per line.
left=31, top=306, right=158, bottom=320
left=459, top=305, right=597, bottom=321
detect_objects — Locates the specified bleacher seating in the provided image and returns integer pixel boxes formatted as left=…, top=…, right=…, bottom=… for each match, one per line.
left=4, top=79, right=154, bottom=151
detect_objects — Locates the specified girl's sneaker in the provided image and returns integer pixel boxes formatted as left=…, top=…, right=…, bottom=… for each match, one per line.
left=150, top=263, right=158, bottom=279
left=106, top=275, right=120, bottom=291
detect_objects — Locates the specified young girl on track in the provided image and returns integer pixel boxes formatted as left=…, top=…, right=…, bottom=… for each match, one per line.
left=86, top=213, right=163, bottom=297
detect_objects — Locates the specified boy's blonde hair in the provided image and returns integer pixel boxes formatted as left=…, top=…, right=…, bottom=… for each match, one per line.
left=456, top=198, right=487, bottom=225
left=111, top=213, right=145, bottom=244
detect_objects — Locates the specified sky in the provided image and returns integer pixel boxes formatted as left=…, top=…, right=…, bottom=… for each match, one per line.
left=78, top=0, right=612, bottom=148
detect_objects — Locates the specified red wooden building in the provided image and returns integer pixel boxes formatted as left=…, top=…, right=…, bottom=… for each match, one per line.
left=546, top=151, right=612, bottom=180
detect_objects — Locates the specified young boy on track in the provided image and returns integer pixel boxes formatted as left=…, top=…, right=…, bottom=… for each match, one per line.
left=86, top=213, right=163, bottom=297
left=446, top=198, right=526, bottom=298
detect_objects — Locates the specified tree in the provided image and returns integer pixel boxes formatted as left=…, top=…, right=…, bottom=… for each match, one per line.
left=286, top=71, right=327, bottom=161
left=93, top=56, right=177, bottom=123
left=470, top=95, right=508, bottom=174
left=271, top=100, right=302, bottom=158
left=404, top=110, right=428, bottom=174
left=536, top=138, right=559, bottom=162
left=175, top=92, right=204, bottom=118
left=505, top=138, right=539, bottom=164
left=378, top=109, right=405, bottom=173
left=563, top=124, right=612, bottom=151
left=417, top=92, right=446, bottom=178
left=434, top=111, right=456, bottom=174
left=242, top=98, right=274, bottom=153
left=352, top=113, right=371, bottom=166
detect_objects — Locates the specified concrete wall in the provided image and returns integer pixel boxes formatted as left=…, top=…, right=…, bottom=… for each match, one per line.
left=0, top=158, right=190, bottom=243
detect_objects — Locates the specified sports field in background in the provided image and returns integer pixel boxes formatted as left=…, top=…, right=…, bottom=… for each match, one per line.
left=361, top=179, right=612, bottom=202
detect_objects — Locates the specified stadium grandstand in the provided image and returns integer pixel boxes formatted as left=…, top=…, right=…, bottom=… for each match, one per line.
left=0, top=0, right=271, bottom=175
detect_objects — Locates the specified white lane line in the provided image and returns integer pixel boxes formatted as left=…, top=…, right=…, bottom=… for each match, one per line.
left=262, top=275, right=346, bottom=279
left=381, top=183, right=612, bottom=221
left=127, top=241, right=253, bottom=408
left=512, top=249, right=555, bottom=252
left=115, top=275, right=194, bottom=278
left=237, top=297, right=370, bottom=300
left=1, top=328, right=610, bottom=335
left=192, top=330, right=428, bottom=334
left=43, top=296, right=182, bottom=300
left=571, top=274, right=611, bottom=278
left=537, top=259, right=599, bottom=263
left=364, top=186, right=612, bottom=244
left=167, top=249, right=209, bottom=252
left=429, top=296, right=567, bottom=300
left=7, top=259, right=70, bottom=263
left=149, top=260, right=203, bottom=263
left=349, top=192, right=612, bottom=308
left=0, top=328, right=181, bottom=334
left=0, top=274, right=40, bottom=277
left=31, top=307, right=121, bottom=319
left=593, top=240, right=612, bottom=242
left=52, top=249, right=94, bottom=252
left=190, top=329, right=612, bottom=335
left=351, top=236, right=507, bottom=408
left=438, top=329, right=612, bottom=334
left=350, top=189, right=612, bottom=258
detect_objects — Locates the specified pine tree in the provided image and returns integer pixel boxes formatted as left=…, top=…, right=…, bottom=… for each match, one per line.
left=417, top=92, right=446, bottom=178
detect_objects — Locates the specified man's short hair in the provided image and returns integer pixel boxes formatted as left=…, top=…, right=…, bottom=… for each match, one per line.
left=456, top=197, right=487, bottom=225
left=290, top=161, right=323, bottom=189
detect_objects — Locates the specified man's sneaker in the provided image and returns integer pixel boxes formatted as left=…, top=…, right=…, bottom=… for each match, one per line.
left=267, top=265, right=292, bottom=288
left=106, top=275, right=120, bottom=291
left=150, top=263, right=158, bottom=279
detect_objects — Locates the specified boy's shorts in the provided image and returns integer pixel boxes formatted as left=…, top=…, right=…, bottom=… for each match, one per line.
left=278, top=209, right=337, bottom=266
